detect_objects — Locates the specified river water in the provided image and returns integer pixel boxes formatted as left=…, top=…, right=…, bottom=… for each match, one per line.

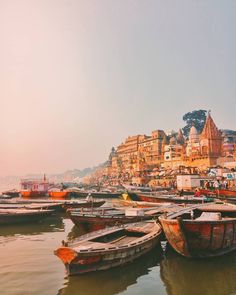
left=1, top=215, right=236, bottom=295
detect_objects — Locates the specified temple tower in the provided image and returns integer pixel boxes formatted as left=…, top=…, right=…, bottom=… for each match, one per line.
left=186, top=126, right=200, bottom=157
left=200, top=112, right=222, bottom=157
left=177, top=129, right=185, bottom=145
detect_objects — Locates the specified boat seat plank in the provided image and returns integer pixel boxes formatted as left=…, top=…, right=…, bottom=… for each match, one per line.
left=74, top=241, right=115, bottom=251
left=195, top=212, right=221, bottom=221
left=112, top=236, right=137, bottom=246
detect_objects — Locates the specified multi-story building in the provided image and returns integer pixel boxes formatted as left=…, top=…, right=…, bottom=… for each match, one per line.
left=138, top=130, right=166, bottom=170
left=104, top=112, right=236, bottom=184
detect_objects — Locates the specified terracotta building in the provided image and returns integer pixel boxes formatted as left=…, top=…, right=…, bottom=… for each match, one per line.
left=104, top=112, right=234, bottom=183
left=138, top=130, right=166, bottom=170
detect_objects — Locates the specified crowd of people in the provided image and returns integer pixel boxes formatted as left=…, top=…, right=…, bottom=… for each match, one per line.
left=204, top=179, right=229, bottom=190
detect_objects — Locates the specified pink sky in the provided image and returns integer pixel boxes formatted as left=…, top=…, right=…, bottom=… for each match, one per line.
left=1, top=0, right=235, bottom=176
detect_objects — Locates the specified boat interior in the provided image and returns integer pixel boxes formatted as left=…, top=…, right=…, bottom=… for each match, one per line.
left=173, top=208, right=236, bottom=221
left=90, top=229, right=146, bottom=247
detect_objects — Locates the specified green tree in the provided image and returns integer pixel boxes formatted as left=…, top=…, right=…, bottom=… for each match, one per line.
left=182, top=110, right=207, bottom=138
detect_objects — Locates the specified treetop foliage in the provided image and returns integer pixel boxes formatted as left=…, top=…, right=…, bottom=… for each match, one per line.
left=182, top=109, right=207, bottom=138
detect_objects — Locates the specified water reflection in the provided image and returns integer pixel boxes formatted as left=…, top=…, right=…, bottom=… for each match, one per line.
left=160, top=245, right=236, bottom=295
left=66, top=224, right=90, bottom=241
left=0, top=216, right=64, bottom=237
left=58, top=245, right=163, bottom=295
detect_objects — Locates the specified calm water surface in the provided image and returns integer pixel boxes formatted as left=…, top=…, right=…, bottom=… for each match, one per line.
left=1, top=216, right=236, bottom=295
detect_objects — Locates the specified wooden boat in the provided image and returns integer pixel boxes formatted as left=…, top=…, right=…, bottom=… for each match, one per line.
left=0, top=199, right=105, bottom=212
left=199, top=188, right=236, bottom=198
left=159, top=203, right=236, bottom=258
left=217, top=189, right=236, bottom=198
left=198, top=188, right=215, bottom=196
left=67, top=204, right=183, bottom=232
left=20, top=190, right=47, bottom=198
left=0, top=194, right=15, bottom=200
left=0, top=208, right=53, bottom=225
left=69, top=191, right=122, bottom=199
left=113, top=199, right=173, bottom=208
left=54, top=220, right=162, bottom=275
left=1, top=189, right=20, bottom=198
left=67, top=208, right=147, bottom=231
left=0, top=200, right=64, bottom=212
left=0, top=203, right=62, bottom=212
left=60, top=245, right=162, bottom=295
left=62, top=200, right=105, bottom=211
left=136, top=193, right=213, bottom=204
left=48, top=190, right=71, bottom=199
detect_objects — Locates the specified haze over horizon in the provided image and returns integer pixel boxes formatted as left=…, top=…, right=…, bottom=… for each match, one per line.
left=1, top=0, right=235, bottom=177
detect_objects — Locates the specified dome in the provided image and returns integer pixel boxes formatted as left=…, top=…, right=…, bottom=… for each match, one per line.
left=189, top=126, right=199, bottom=143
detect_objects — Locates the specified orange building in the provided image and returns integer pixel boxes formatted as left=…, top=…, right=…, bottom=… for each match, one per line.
left=104, top=112, right=234, bottom=184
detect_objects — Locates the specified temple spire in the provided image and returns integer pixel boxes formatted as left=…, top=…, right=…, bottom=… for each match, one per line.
left=201, top=112, right=221, bottom=140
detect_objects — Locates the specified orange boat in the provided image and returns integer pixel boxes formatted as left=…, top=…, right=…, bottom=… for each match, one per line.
left=20, top=175, right=50, bottom=198
left=49, top=191, right=71, bottom=199
left=20, top=190, right=47, bottom=198
left=54, top=220, right=162, bottom=275
left=159, top=203, right=236, bottom=258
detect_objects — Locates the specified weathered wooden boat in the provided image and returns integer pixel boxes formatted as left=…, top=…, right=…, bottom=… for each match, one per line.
left=0, top=199, right=105, bottom=212
left=48, top=190, right=71, bottom=199
left=1, top=189, right=20, bottom=198
left=0, top=200, right=63, bottom=212
left=54, top=220, right=162, bottom=275
left=0, top=203, right=62, bottom=212
left=217, top=189, right=236, bottom=198
left=70, top=191, right=122, bottom=199
left=67, top=207, right=149, bottom=231
left=121, top=191, right=176, bottom=202
left=198, top=188, right=215, bottom=196
left=0, top=208, right=53, bottom=225
left=62, top=200, right=105, bottom=211
left=60, top=245, right=163, bottom=295
left=136, top=193, right=213, bottom=204
left=159, top=203, right=236, bottom=258
left=199, top=188, right=236, bottom=199
left=0, top=194, right=15, bottom=200
left=67, top=204, right=183, bottom=232
left=113, top=199, right=173, bottom=208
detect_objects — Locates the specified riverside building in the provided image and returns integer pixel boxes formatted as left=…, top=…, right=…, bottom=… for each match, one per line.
left=103, top=112, right=236, bottom=185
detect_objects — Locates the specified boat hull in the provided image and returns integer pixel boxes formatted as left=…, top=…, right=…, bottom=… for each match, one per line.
left=69, top=192, right=122, bottom=199
left=159, top=217, right=236, bottom=258
left=62, top=200, right=105, bottom=211
left=20, top=191, right=47, bottom=198
left=218, top=189, right=236, bottom=198
left=199, top=188, right=236, bottom=198
left=0, top=209, right=53, bottom=225
left=55, top=222, right=162, bottom=275
left=2, top=191, right=19, bottom=198
left=49, top=191, right=71, bottom=199
left=137, top=193, right=210, bottom=204
left=68, top=213, right=150, bottom=231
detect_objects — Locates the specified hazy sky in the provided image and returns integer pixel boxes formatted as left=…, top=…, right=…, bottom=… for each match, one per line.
left=0, top=0, right=235, bottom=176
